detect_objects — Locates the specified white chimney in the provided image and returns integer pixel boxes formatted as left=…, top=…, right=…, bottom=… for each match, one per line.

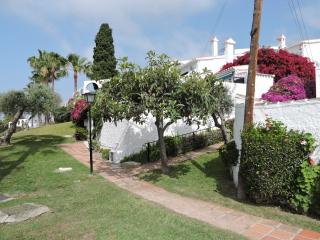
left=210, top=36, right=219, bottom=56
left=277, top=34, right=286, bottom=49
left=224, top=38, right=236, bottom=62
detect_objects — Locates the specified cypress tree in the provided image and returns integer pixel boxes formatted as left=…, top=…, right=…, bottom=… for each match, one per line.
left=92, top=23, right=117, bottom=80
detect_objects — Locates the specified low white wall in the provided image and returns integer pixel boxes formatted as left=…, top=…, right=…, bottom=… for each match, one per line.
left=233, top=98, right=320, bottom=186
left=99, top=116, right=213, bottom=163
left=224, top=74, right=273, bottom=101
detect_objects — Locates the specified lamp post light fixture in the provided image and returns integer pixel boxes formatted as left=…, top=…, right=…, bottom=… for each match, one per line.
left=83, top=90, right=96, bottom=174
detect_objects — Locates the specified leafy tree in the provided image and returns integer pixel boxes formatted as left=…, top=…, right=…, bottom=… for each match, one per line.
left=67, top=54, right=92, bottom=95
left=220, top=48, right=316, bottom=98
left=181, top=73, right=233, bottom=144
left=206, top=76, right=233, bottom=144
left=93, top=52, right=206, bottom=173
left=92, top=23, right=117, bottom=80
left=28, top=50, right=68, bottom=91
left=0, top=84, right=60, bottom=145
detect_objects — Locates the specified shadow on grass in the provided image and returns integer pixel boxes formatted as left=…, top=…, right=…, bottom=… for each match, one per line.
left=140, top=164, right=191, bottom=183
left=190, top=158, right=237, bottom=199
left=140, top=153, right=237, bottom=200
left=0, top=135, right=66, bottom=183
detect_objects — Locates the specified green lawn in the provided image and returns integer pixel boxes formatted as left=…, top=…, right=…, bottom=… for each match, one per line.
left=140, top=152, right=320, bottom=232
left=0, top=123, right=245, bottom=240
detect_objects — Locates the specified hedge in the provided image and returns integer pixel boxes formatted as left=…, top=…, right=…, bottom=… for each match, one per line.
left=219, top=140, right=239, bottom=168
left=74, top=126, right=88, bottom=141
left=101, top=148, right=110, bottom=160
left=122, top=128, right=223, bottom=164
left=240, top=118, right=319, bottom=215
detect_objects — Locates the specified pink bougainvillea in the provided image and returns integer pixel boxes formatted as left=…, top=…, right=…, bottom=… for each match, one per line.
left=261, top=75, right=306, bottom=102
left=71, top=99, right=89, bottom=123
left=220, top=48, right=316, bottom=98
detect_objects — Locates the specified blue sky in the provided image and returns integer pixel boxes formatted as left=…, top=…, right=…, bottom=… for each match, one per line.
left=1, top=0, right=319, bottom=102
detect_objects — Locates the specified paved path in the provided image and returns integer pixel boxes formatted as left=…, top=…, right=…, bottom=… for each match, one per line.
left=60, top=142, right=320, bottom=240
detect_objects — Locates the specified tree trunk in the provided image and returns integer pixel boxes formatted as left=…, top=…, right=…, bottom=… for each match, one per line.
left=1, top=109, right=24, bottom=145
left=74, top=71, right=78, bottom=95
left=52, top=79, right=55, bottom=91
left=155, top=117, right=169, bottom=174
left=212, top=113, right=230, bottom=144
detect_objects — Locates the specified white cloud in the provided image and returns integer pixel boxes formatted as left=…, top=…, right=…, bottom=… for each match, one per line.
left=1, top=0, right=218, bottom=61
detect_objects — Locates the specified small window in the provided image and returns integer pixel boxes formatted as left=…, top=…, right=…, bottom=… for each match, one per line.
left=234, top=77, right=245, bottom=84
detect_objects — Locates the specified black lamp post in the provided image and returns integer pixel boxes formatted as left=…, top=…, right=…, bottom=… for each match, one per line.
left=83, top=91, right=95, bottom=174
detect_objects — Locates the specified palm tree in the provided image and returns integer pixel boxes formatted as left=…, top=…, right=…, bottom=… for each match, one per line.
left=28, top=50, right=68, bottom=91
left=67, top=54, right=92, bottom=95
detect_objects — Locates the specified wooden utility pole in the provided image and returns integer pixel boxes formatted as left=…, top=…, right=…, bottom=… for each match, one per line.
left=244, top=0, right=263, bottom=125
left=238, top=0, right=263, bottom=200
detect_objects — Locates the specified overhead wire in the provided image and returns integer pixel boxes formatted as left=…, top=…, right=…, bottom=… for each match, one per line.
left=295, top=0, right=314, bottom=61
left=288, top=0, right=314, bottom=61
left=288, top=0, right=304, bottom=42
left=200, top=0, right=229, bottom=56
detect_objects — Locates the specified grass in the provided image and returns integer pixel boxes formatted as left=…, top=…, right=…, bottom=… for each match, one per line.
left=140, top=152, right=320, bottom=232
left=14, top=122, right=75, bottom=141
left=0, top=122, right=245, bottom=240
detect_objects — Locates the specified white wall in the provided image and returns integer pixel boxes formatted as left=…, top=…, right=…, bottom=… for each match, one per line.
left=301, top=42, right=320, bottom=63
left=8, top=113, right=47, bottom=129
left=99, top=116, right=213, bottom=163
left=224, top=74, right=274, bottom=100
left=316, top=66, right=320, bottom=98
left=196, top=57, right=227, bottom=74
left=233, top=99, right=320, bottom=186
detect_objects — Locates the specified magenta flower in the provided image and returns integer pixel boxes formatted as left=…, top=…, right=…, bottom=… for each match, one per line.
left=261, top=75, right=306, bottom=103
left=71, top=99, right=89, bottom=122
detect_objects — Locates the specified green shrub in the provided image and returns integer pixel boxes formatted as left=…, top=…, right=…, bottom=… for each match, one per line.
left=101, top=148, right=110, bottom=160
left=122, top=144, right=160, bottom=164
left=92, top=140, right=101, bottom=151
left=219, top=141, right=239, bottom=167
left=54, top=106, right=71, bottom=123
left=74, top=127, right=88, bottom=140
left=165, top=136, right=181, bottom=157
left=122, top=129, right=223, bottom=164
left=148, top=144, right=160, bottom=162
left=205, top=129, right=224, bottom=146
left=0, top=119, right=9, bottom=133
left=122, top=151, right=144, bottom=163
left=291, top=161, right=320, bottom=213
left=240, top=118, right=317, bottom=209
left=181, top=135, right=194, bottom=153
left=192, top=133, right=209, bottom=149
left=312, top=178, right=320, bottom=215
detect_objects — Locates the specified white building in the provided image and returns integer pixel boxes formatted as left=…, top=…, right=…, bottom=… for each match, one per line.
left=93, top=68, right=274, bottom=163
left=180, top=35, right=320, bottom=94
left=95, top=34, right=320, bottom=163
left=8, top=113, right=47, bottom=129
left=180, top=37, right=249, bottom=75
left=215, top=65, right=274, bottom=102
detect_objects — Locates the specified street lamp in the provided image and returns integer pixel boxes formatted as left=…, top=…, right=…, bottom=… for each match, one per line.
left=83, top=90, right=96, bottom=174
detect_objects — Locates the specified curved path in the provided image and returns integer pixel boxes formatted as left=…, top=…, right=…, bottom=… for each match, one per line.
left=60, top=142, right=320, bottom=240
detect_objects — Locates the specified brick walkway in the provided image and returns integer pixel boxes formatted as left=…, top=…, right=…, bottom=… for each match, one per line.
left=60, top=142, right=320, bottom=240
